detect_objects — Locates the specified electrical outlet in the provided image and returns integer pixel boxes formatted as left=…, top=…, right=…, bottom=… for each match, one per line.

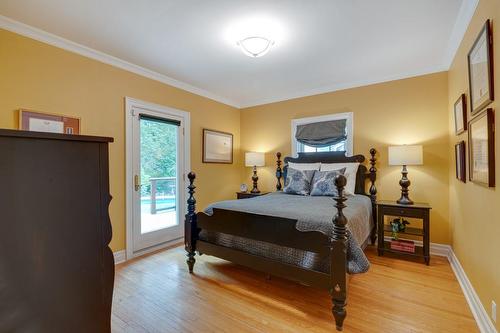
left=492, top=301, right=497, bottom=323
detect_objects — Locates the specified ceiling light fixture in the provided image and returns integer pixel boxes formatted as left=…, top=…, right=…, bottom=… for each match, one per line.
left=237, top=36, right=275, bottom=58
left=226, top=15, right=284, bottom=59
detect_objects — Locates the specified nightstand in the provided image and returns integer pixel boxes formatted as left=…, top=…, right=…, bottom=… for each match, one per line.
left=377, top=200, right=432, bottom=265
left=236, top=192, right=269, bottom=199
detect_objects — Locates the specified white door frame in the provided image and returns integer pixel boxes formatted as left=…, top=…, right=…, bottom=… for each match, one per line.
left=125, top=97, right=190, bottom=260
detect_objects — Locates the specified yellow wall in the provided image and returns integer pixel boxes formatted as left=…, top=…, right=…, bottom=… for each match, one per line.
left=3, top=11, right=499, bottom=325
left=448, top=0, right=500, bottom=329
left=241, top=72, right=451, bottom=244
left=0, top=29, right=241, bottom=252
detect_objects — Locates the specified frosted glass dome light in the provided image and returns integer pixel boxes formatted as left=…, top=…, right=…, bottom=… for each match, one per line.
left=237, top=36, right=275, bottom=58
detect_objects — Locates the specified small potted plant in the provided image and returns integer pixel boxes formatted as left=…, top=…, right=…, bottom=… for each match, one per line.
left=390, top=217, right=410, bottom=240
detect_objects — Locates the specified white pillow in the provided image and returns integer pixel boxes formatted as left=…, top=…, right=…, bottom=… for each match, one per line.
left=287, top=162, right=321, bottom=171
left=320, top=162, right=360, bottom=195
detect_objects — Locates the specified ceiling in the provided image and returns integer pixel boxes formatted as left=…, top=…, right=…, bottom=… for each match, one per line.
left=0, top=0, right=477, bottom=108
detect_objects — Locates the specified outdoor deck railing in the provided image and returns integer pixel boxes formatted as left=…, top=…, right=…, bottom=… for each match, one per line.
left=149, top=176, right=176, bottom=214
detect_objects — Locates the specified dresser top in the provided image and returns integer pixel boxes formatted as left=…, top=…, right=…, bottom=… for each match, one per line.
left=0, top=129, right=113, bottom=143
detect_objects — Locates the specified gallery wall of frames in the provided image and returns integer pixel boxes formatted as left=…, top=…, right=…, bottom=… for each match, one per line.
left=453, top=19, right=495, bottom=188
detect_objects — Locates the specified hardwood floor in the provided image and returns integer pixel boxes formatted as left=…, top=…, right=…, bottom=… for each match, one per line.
left=112, top=246, right=478, bottom=333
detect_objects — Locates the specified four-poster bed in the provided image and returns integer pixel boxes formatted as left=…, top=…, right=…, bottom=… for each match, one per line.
left=184, top=149, right=377, bottom=331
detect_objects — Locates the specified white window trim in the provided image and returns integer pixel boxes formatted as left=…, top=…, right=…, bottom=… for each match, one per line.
left=291, top=112, right=353, bottom=157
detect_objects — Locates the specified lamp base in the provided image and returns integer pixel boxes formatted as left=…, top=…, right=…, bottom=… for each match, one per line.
left=396, top=196, right=414, bottom=205
left=251, top=166, right=260, bottom=193
left=397, top=165, right=414, bottom=205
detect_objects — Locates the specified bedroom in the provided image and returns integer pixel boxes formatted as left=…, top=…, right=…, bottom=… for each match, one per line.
left=0, top=0, right=498, bottom=332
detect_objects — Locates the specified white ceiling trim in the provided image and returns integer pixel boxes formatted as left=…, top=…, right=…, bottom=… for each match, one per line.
left=0, top=1, right=479, bottom=109
left=442, top=0, right=479, bottom=69
left=0, top=15, right=241, bottom=108
left=240, top=65, right=448, bottom=108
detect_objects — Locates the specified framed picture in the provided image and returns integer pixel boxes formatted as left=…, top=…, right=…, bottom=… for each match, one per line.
left=454, top=94, right=467, bottom=134
left=468, top=108, right=495, bottom=187
left=467, top=19, right=494, bottom=116
left=19, top=109, right=81, bottom=134
left=455, top=141, right=466, bottom=183
left=202, top=129, right=233, bottom=164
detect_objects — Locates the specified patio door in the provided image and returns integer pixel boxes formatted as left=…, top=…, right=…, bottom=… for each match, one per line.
left=126, top=98, right=189, bottom=258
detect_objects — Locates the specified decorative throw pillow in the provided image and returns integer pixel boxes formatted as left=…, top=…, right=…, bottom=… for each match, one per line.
left=310, top=168, right=346, bottom=196
left=320, top=162, right=360, bottom=195
left=283, top=167, right=315, bottom=195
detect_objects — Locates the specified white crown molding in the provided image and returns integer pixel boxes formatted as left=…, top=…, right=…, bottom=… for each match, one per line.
left=239, top=66, right=449, bottom=108
left=0, top=0, right=478, bottom=110
left=442, top=0, right=479, bottom=69
left=0, top=15, right=241, bottom=108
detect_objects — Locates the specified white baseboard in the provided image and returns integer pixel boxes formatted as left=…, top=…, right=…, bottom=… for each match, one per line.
left=448, top=250, right=497, bottom=333
left=113, top=250, right=126, bottom=265
left=382, top=237, right=495, bottom=332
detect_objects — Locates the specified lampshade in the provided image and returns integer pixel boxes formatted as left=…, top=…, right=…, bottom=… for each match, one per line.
left=388, top=145, right=423, bottom=166
left=245, top=152, right=265, bottom=167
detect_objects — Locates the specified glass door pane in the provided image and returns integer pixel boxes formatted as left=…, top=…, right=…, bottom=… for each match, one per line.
left=139, top=117, right=179, bottom=235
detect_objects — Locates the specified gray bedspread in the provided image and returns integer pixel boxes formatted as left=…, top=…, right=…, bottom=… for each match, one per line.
left=202, top=192, right=372, bottom=274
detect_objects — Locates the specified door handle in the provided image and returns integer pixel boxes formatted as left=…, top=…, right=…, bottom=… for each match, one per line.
left=134, top=175, right=141, bottom=191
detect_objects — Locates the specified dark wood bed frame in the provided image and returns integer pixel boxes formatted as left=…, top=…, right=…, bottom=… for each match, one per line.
left=184, top=149, right=377, bottom=331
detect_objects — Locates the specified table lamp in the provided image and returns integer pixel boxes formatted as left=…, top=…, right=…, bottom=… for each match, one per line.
left=245, top=152, right=265, bottom=193
left=388, top=145, right=423, bottom=205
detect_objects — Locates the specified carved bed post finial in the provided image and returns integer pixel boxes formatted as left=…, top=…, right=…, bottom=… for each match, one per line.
left=331, top=174, right=348, bottom=331
left=369, top=148, right=377, bottom=244
left=185, top=172, right=198, bottom=273
left=369, top=148, right=377, bottom=201
left=276, top=152, right=283, bottom=191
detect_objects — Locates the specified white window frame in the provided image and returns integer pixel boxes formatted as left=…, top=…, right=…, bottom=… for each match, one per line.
left=291, top=112, right=353, bottom=157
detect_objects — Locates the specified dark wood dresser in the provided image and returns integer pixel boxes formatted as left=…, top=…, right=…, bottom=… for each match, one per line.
left=0, top=129, right=115, bottom=333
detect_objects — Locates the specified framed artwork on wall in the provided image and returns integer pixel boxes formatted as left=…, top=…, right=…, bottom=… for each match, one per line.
left=468, top=108, right=495, bottom=187
left=467, top=19, right=494, bottom=116
left=455, top=141, right=466, bottom=183
left=202, top=129, right=233, bottom=164
left=19, top=109, right=81, bottom=134
left=454, top=94, right=467, bottom=134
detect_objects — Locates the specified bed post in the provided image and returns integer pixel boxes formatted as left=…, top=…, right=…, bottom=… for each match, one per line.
left=369, top=148, right=377, bottom=245
left=185, top=172, right=198, bottom=273
left=330, top=174, right=348, bottom=331
left=276, top=152, right=283, bottom=191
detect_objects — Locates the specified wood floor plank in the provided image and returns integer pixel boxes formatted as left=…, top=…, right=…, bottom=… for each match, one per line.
left=112, top=246, right=478, bottom=333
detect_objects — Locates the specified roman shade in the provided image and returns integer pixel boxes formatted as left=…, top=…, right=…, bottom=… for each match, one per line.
left=295, top=119, right=347, bottom=147
left=139, top=114, right=181, bottom=126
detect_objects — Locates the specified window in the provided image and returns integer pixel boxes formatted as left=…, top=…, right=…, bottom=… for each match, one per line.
left=291, top=112, right=353, bottom=156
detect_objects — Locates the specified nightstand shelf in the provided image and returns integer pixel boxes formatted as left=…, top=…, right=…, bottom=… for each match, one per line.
left=382, top=241, right=424, bottom=257
left=382, top=225, right=424, bottom=236
left=377, top=200, right=432, bottom=265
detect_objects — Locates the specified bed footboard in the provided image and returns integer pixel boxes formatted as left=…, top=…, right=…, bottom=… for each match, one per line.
left=184, top=172, right=350, bottom=331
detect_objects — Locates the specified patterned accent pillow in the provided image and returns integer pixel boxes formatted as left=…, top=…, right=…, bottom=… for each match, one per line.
left=310, top=168, right=346, bottom=196
left=283, top=167, right=315, bottom=195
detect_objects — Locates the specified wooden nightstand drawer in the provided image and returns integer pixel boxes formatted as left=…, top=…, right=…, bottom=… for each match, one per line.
left=382, top=206, right=425, bottom=219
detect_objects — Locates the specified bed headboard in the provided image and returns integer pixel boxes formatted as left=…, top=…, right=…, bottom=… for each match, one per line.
left=275, top=149, right=377, bottom=200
